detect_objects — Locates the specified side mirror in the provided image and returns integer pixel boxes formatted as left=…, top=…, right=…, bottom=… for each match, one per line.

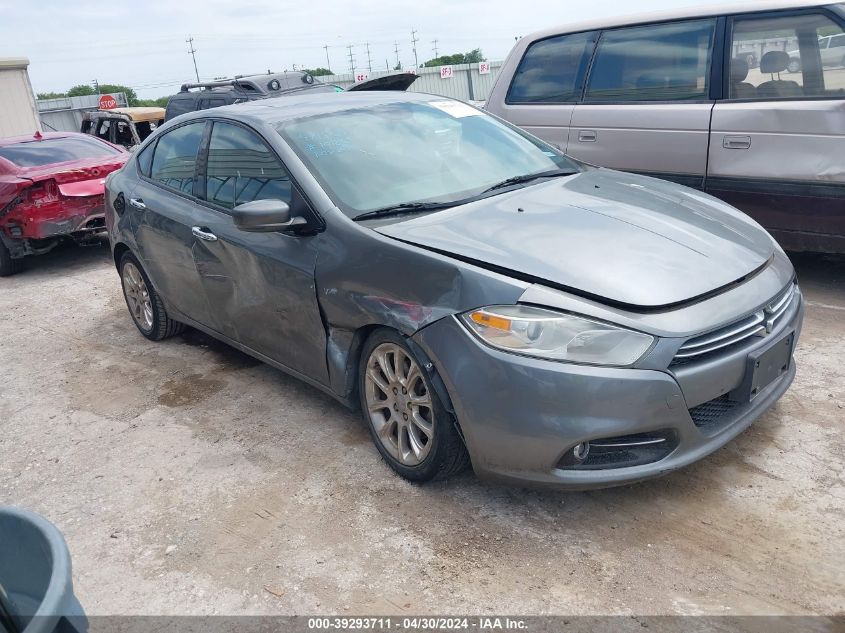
left=232, top=199, right=307, bottom=232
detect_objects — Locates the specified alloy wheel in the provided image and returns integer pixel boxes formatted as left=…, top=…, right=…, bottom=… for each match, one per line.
left=364, top=343, right=435, bottom=467
left=122, top=262, right=154, bottom=332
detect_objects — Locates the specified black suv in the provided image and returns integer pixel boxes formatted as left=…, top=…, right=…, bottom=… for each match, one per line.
left=164, top=70, right=419, bottom=121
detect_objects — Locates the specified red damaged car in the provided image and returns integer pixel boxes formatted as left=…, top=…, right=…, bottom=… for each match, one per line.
left=0, top=131, right=127, bottom=276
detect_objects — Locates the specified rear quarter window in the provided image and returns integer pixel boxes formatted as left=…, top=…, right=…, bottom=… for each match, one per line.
left=0, top=136, right=120, bottom=168
left=507, top=31, right=595, bottom=103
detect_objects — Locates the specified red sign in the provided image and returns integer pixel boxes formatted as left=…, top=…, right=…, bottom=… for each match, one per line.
left=99, top=94, right=117, bottom=109
left=440, top=65, right=454, bottom=79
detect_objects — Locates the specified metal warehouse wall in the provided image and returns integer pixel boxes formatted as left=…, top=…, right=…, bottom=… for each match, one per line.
left=322, top=61, right=503, bottom=102
left=36, top=93, right=129, bottom=133
left=0, top=58, right=41, bottom=137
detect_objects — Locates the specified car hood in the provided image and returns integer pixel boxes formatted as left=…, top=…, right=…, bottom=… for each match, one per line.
left=373, top=169, right=775, bottom=309
left=347, top=73, right=419, bottom=92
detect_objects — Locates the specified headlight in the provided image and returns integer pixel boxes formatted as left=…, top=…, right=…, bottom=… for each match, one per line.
left=461, top=305, right=654, bottom=366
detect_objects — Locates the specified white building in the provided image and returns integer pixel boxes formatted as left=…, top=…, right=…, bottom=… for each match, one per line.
left=0, top=58, right=41, bottom=137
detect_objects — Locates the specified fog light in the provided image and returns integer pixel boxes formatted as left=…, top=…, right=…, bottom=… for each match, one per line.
left=572, top=442, right=590, bottom=462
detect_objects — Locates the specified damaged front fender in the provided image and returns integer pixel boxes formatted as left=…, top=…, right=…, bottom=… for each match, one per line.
left=315, top=214, right=529, bottom=401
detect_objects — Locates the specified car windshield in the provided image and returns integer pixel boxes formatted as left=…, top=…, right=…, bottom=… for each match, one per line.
left=276, top=99, right=578, bottom=217
left=0, top=136, right=120, bottom=168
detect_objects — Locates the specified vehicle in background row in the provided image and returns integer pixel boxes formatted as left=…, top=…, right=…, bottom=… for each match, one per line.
left=0, top=132, right=127, bottom=276
left=164, top=70, right=419, bottom=121
left=787, top=32, right=845, bottom=72
left=106, top=92, right=802, bottom=489
left=486, top=0, right=845, bottom=254
left=81, top=107, right=165, bottom=150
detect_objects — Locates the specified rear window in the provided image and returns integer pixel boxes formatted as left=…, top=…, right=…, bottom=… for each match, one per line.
left=0, top=136, right=120, bottom=168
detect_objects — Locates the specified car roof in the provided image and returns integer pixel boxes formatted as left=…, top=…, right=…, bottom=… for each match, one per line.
left=524, top=0, right=834, bottom=40
left=105, top=107, right=165, bottom=122
left=169, top=91, right=445, bottom=127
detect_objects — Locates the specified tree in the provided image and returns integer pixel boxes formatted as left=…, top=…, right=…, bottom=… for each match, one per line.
left=302, top=67, right=333, bottom=76
left=422, top=48, right=485, bottom=68
left=36, top=91, right=66, bottom=100
left=66, top=84, right=95, bottom=97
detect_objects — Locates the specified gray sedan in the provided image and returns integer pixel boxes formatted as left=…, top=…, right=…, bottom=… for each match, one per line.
left=104, top=91, right=803, bottom=489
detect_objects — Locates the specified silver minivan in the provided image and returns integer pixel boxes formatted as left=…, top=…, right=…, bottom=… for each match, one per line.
left=486, top=0, right=845, bottom=253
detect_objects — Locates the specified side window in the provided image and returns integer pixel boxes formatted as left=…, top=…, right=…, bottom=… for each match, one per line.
left=585, top=19, right=716, bottom=102
left=136, top=140, right=155, bottom=177
left=506, top=31, right=595, bottom=103
left=204, top=122, right=292, bottom=210
left=95, top=119, right=112, bottom=141
left=149, top=122, right=205, bottom=194
left=729, top=12, right=845, bottom=100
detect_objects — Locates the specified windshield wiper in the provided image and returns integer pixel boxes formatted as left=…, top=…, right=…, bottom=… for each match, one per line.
left=480, top=168, right=575, bottom=194
left=353, top=201, right=456, bottom=222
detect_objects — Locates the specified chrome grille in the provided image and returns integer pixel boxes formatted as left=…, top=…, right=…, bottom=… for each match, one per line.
left=672, top=284, right=796, bottom=364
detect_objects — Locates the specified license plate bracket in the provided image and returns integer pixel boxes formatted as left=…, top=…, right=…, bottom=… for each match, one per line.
left=731, top=330, right=794, bottom=403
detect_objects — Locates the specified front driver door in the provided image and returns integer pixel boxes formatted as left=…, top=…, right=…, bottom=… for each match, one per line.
left=188, top=119, right=328, bottom=384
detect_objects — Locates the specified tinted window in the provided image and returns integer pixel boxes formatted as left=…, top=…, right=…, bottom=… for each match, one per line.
left=136, top=140, right=155, bottom=177
left=278, top=100, right=577, bottom=217
left=149, top=122, right=204, bottom=194
left=729, top=13, right=845, bottom=100
left=507, top=32, right=594, bottom=103
left=204, top=122, right=292, bottom=210
left=831, top=34, right=845, bottom=48
left=586, top=19, right=715, bottom=102
left=0, top=136, right=120, bottom=167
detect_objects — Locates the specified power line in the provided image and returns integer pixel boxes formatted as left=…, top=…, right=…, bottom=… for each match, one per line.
left=186, top=35, right=200, bottom=82
left=346, top=44, right=356, bottom=74
left=432, top=39, right=439, bottom=57
left=393, top=41, right=400, bottom=69
left=365, top=42, right=373, bottom=73
left=323, top=44, right=331, bottom=71
left=411, top=29, right=419, bottom=69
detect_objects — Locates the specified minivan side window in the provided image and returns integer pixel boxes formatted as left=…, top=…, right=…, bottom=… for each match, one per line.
left=136, top=140, right=155, bottom=177
left=203, top=121, right=292, bottom=210
left=506, top=31, right=595, bottom=104
left=149, top=122, right=205, bottom=194
left=585, top=19, right=716, bottom=103
left=729, top=13, right=845, bottom=100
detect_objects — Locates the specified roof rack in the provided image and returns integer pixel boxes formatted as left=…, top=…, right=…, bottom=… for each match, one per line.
left=179, top=70, right=312, bottom=93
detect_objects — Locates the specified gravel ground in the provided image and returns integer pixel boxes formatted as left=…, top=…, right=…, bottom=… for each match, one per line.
left=0, top=242, right=843, bottom=616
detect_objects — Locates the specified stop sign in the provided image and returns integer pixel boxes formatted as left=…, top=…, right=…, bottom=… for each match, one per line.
left=99, top=94, right=117, bottom=109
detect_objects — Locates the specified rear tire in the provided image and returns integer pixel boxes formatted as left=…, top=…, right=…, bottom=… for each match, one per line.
left=358, top=329, right=469, bottom=483
left=787, top=58, right=801, bottom=74
left=119, top=251, right=184, bottom=341
left=0, top=239, right=24, bottom=277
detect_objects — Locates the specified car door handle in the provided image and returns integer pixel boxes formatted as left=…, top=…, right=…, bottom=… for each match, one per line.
left=723, top=135, right=751, bottom=150
left=191, top=226, right=218, bottom=242
left=578, top=130, right=597, bottom=142
left=128, top=197, right=146, bottom=210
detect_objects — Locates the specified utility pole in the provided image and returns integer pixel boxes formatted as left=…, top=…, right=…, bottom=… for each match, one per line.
left=411, top=29, right=419, bottom=68
left=393, top=41, right=401, bottom=69
left=92, top=79, right=99, bottom=95
left=186, top=35, right=200, bottom=82
left=347, top=44, right=355, bottom=75
left=432, top=39, right=439, bottom=57
left=365, top=42, right=373, bottom=73
left=323, top=44, right=331, bottom=71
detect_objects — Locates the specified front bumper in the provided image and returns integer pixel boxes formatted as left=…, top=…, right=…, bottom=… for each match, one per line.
left=412, top=290, right=804, bottom=489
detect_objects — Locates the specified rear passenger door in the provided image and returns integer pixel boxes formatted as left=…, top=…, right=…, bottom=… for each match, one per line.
left=568, top=19, right=718, bottom=189
left=707, top=8, right=845, bottom=248
left=484, top=31, right=596, bottom=152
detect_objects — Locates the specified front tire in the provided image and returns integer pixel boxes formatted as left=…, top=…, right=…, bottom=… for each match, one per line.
left=787, top=58, right=801, bottom=74
left=119, top=252, right=184, bottom=341
left=359, top=329, right=469, bottom=482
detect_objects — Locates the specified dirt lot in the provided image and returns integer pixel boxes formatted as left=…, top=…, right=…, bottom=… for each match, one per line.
left=0, top=241, right=843, bottom=616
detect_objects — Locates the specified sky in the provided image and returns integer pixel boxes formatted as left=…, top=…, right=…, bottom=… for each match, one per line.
left=2, top=0, right=756, bottom=99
